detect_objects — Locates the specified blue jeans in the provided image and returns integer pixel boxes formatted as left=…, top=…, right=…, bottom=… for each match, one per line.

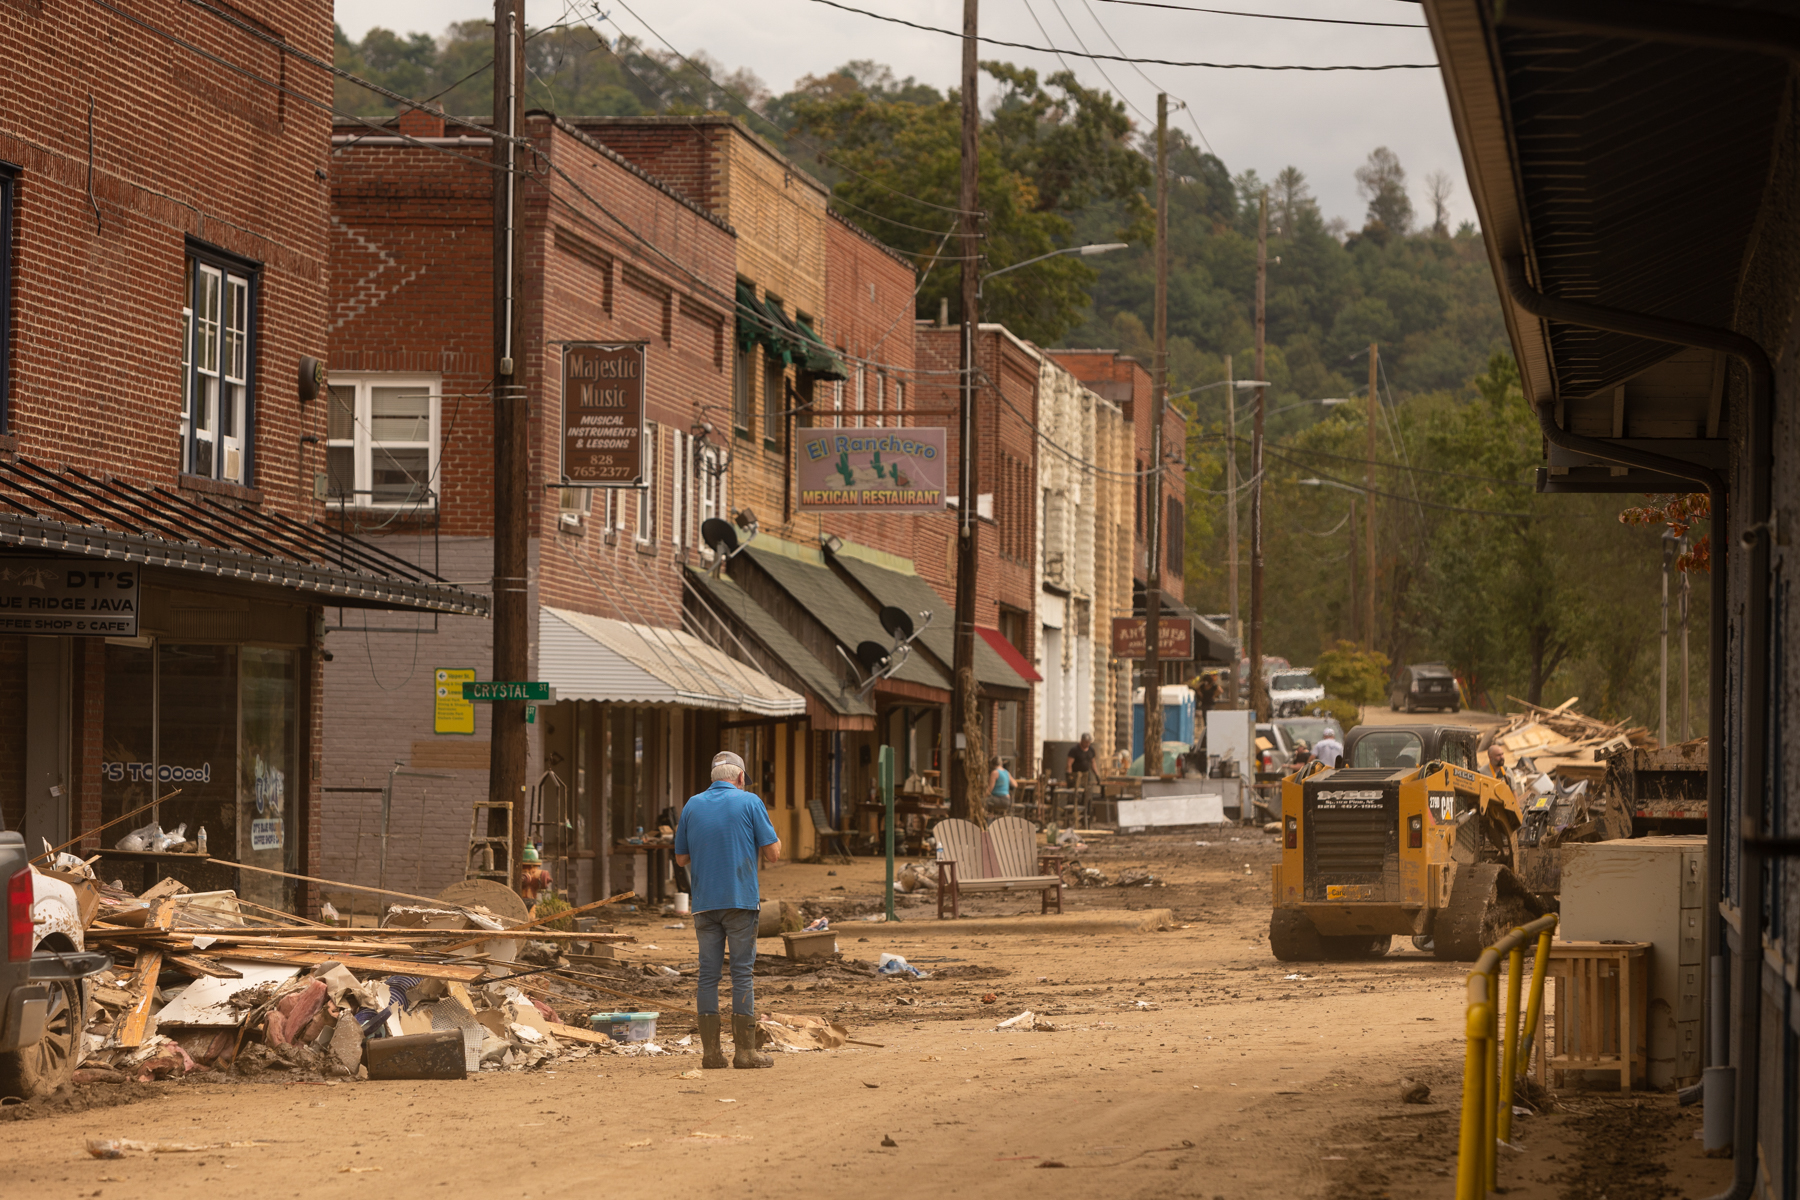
left=694, top=908, right=759, bottom=1017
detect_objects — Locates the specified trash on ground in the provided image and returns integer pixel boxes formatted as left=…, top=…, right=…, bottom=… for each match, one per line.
left=876, top=953, right=928, bottom=979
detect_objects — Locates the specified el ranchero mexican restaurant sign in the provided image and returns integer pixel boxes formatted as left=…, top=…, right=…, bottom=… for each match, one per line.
left=562, top=342, right=647, bottom=488
left=0, top=559, right=139, bottom=636
left=796, top=426, right=947, bottom=512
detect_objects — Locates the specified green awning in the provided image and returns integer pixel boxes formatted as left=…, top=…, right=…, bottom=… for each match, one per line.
left=793, top=316, right=848, bottom=381
left=734, top=281, right=767, bottom=356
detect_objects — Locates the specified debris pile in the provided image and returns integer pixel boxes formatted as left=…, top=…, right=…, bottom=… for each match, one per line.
left=48, top=867, right=861, bottom=1088
left=1494, top=696, right=1656, bottom=780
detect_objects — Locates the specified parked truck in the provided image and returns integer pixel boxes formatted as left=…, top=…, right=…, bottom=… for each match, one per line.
left=1, top=829, right=109, bottom=1098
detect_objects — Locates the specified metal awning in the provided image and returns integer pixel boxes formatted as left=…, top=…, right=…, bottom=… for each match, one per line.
left=683, top=568, right=875, bottom=725
left=0, top=458, right=486, bottom=615
left=1425, top=0, right=1785, bottom=491
left=539, top=606, right=803, bottom=717
left=829, top=550, right=1030, bottom=691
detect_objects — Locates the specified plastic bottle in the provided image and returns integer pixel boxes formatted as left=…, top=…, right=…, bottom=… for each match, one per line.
left=196, top=826, right=208, bottom=856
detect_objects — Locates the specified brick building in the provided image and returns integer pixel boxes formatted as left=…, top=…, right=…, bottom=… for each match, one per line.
left=0, top=0, right=483, bottom=916
left=325, top=110, right=798, bottom=906
left=578, top=117, right=1037, bottom=848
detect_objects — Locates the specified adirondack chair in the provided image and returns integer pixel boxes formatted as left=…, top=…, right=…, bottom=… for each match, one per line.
left=807, top=797, right=852, bottom=864
left=932, top=815, right=1063, bottom=918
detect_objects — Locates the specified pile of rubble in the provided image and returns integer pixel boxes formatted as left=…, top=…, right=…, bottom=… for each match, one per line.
left=1494, top=696, right=1656, bottom=780
left=1494, top=698, right=1656, bottom=855
left=51, top=866, right=851, bottom=1087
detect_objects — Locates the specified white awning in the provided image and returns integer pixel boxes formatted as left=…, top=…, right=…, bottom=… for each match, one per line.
left=539, top=606, right=803, bottom=717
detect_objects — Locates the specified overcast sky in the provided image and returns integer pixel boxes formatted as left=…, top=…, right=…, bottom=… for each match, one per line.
left=333, top=0, right=1474, bottom=233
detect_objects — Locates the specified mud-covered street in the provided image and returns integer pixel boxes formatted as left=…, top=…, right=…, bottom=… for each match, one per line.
left=0, top=832, right=1731, bottom=1200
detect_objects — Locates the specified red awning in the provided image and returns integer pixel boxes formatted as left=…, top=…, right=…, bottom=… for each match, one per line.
left=977, top=626, right=1042, bottom=683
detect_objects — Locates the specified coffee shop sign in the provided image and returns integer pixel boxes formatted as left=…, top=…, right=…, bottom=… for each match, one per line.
left=0, top=560, right=139, bottom=636
left=102, top=762, right=213, bottom=784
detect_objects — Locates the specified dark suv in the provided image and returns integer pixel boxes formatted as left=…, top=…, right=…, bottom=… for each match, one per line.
left=1390, top=662, right=1461, bottom=713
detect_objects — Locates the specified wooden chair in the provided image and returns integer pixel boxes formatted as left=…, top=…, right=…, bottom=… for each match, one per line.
left=807, top=797, right=852, bottom=864
left=932, top=816, right=1063, bottom=918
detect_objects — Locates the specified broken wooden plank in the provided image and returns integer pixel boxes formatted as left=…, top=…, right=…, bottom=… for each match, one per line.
left=117, top=949, right=163, bottom=1048
left=167, top=954, right=244, bottom=980
left=213, top=949, right=485, bottom=982
left=436, top=890, right=636, bottom=953
left=545, top=1021, right=618, bottom=1046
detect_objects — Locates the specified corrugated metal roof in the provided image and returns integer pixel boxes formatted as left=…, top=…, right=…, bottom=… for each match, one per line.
left=683, top=568, right=874, bottom=718
left=829, top=551, right=1029, bottom=691
left=0, top=457, right=485, bottom=615
left=744, top=547, right=951, bottom=692
left=539, top=606, right=802, bottom=716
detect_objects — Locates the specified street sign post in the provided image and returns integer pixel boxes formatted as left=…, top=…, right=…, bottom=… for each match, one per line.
left=462, top=681, right=554, bottom=702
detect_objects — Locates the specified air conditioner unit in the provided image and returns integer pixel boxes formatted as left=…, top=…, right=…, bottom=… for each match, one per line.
left=559, top=510, right=583, bottom=531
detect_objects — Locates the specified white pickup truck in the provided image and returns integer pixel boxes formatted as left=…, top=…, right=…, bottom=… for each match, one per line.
left=0, top=830, right=109, bottom=1098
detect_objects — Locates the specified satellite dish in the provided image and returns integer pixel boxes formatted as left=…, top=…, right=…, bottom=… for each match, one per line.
left=700, top=517, right=739, bottom=554
left=855, top=641, right=891, bottom=672
left=878, top=606, right=916, bottom=640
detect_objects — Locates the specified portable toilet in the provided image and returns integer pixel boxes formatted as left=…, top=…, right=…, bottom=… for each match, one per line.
left=1131, top=685, right=1196, bottom=764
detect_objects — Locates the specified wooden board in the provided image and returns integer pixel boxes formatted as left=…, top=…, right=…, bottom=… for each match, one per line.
left=546, top=1021, right=621, bottom=1046
left=168, top=954, right=244, bottom=979
left=214, top=949, right=485, bottom=982
left=117, top=949, right=163, bottom=1048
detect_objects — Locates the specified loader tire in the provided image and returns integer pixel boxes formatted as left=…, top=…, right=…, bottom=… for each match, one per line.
left=1432, top=863, right=1549, bottom=962
left=1269, top=909, right=1326, bottom=962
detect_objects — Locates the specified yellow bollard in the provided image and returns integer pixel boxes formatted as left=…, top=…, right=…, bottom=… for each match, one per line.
left=1456, top=998, right=1492, bottom=1200
left=1498, top=942, right=1525, bottom=1145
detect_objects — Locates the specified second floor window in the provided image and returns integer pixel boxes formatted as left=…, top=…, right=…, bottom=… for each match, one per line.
left=183, top=247, right=255, bottom=484
left=325, top=375, right=439, bottom=508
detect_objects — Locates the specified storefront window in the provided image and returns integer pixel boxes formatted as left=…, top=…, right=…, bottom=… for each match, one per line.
left=0, top=636, right=27, bottom=832
left=240, top=647, right=296, bottom=911
left=157, top=644, right=237, bottom=861
left=101, top=642, right=154, bottom=833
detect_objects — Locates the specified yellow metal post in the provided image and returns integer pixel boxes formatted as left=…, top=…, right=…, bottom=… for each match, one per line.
left=1456, top=997, right=1491, bottom=1200
left=1519, top=928, right=1553, bottom=1079
left=1484, top=964, right=1501, bottom=1191
left=1498, top=943, right=1525, bottom=1144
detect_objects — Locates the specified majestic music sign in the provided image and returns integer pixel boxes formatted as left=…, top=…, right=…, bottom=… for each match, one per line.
left=795, top=426, right=947, bottom=512
left=561, top=342, right=647, bottom=487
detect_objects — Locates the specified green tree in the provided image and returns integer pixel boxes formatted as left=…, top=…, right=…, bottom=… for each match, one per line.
left=1314, top=641, right=1392, bottom=707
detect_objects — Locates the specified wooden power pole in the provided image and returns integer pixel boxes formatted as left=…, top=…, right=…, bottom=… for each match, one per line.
left=1143, top=93, right=1169, bottom=772
left=1249, top=190, right=1267, bottom=720
left=488, top=0, right=529, bottom=836
left=950, top=0, right=983, bottom=820
left=1365, top=343, right=1378, bottom=651
left=1224, top=353, right=1238, bottom=706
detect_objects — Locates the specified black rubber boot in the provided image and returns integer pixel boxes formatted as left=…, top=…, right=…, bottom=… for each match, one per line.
left=731, top=1014, right=772, bottom=1069
left=698, top=1014, right=729, bottom=1069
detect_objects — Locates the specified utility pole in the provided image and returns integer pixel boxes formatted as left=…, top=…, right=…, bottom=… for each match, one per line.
left=1249, top=190, right=1267, bottom=721
left=1661, top=530, right=1675, bottom=746
left=1143, top=93, right=1168, bottom=773
left=488, top=0, right=529, bottom=841
left=1364, top=343, right=1378, bottom=652
left=1224, top=353, right=1239, bottom=706
left=950, top=0, right=983, bottom=820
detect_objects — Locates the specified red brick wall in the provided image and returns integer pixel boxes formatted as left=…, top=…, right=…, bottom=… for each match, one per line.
left=564, top=118, right=727, bottom=217
left=0, top=0, right=333, bottom=515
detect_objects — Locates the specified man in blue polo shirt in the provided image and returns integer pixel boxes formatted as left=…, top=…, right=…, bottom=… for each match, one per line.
left=674, top=750, right=782, bottom=1069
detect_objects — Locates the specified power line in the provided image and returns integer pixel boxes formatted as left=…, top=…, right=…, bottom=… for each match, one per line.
left=1253, top=438, right=1531, bottom=487
left=802, top=0, right=1439, bottom=69
left=1094, top=0, right=1428, bottom=27
left=1257, top=444, right=1533, bottom=518
left=1076, top=0, right=1217, bottom=156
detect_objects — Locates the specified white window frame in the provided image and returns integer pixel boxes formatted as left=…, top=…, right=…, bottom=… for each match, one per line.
left=699, top=441, right=723, bottom=528
left=671, top=429, right=687, bottom=548
left=831, top=378, right=844, bottom=428
left=324, top=374, right=441, bottom=509
left=636, top=423, right=659, bottom=545
left=183, top=251, right=254, bottom=485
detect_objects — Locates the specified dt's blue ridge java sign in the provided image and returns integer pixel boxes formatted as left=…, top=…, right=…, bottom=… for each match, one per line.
left=796, top=426, right=947, bottom=512
left=0, top=559, right=139, bottom=636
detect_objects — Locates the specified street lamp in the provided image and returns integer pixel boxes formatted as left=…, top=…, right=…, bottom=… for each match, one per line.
left=1296, top=476, right=1361, bottom=494
left=978, top=243, right=1129, bottom=296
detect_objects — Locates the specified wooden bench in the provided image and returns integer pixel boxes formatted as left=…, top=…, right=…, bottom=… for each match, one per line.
left=932, top=816, right=1063, bottom=918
